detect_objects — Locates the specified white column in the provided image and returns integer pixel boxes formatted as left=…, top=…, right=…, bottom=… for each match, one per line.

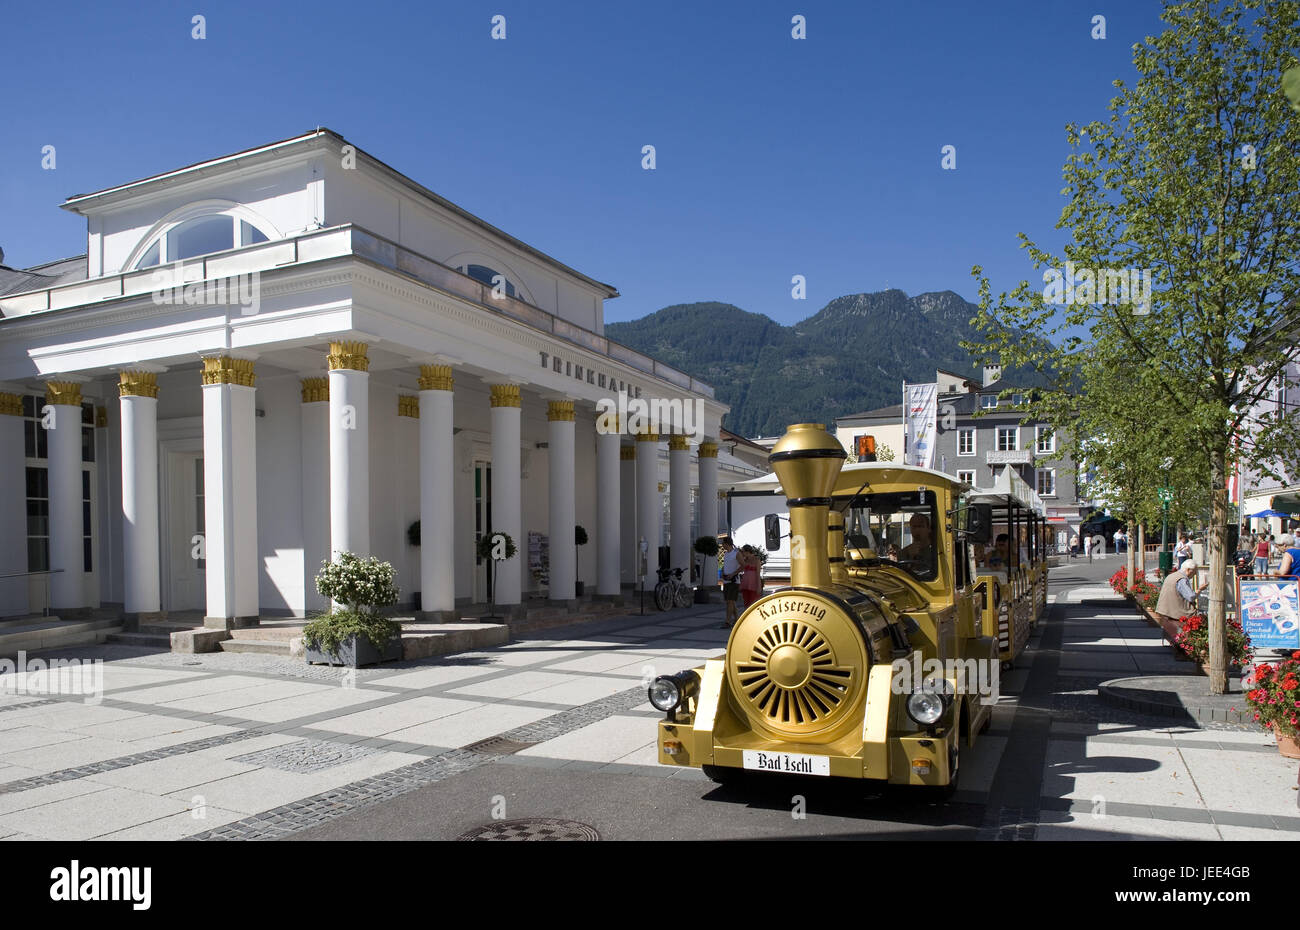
left=328, top=342, right=370, bottom=559
left=547, top=401, right=576, bottom=602
left=490, top=384, right=522, bottom=608
left=45, top=381, right=86, bottom=611
left=620, top=444, right=636, bottom=587
left=596, top=426, right=621, bottom=597
left=419, top=365, right=456, bottom=616
left=300, top=378, right=330, bottom=613
left=636, top=432, right=661, bottom=579
left=0, top=394, right=28, bottom=616
left=201, top=357, right=259, bottom=622
left=669, top=434, right=690, bottom=575
left=698, top=440, right=719, bottom=539
left=119, top=372, right=160, bottom=616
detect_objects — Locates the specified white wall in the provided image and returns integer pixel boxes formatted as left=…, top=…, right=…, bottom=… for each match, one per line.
left=255, top=374, right=304, bottom=615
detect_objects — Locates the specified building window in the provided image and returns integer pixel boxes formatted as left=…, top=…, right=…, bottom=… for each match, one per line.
left=957, top=469, right=976, bottom=485
left=980, top=395, right=998, bottom=409
left=462, top=264, right=517, bottom=299
left=1036, top=468, right=1057, bottom=497
left=134, top=213, right=272, bottom=270
left=1011, top=393, right=1024, bottom=406
left=1036, top=425, right=1055, bottom=454
left=81, top=469, right=92, bottom=572
left=25, top=467, right=48, bottom=572
left=957, top=428, right=975, bottom=456
left=997, top=427, right=1019, bottom=451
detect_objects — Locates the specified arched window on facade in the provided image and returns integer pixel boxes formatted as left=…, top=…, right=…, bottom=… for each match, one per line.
left=132, top=211, right=274, bottom=270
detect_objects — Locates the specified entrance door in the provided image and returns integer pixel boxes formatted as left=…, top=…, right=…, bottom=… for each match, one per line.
left=166, top=451, right=206, bottom=611
left=473, top=461, right=492, bottom=603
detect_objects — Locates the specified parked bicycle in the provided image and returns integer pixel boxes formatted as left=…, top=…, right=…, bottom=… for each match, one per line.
left=654, top=566, right=693, bottom=611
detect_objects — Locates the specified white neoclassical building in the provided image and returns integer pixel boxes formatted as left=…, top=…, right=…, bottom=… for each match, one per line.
left=0, top=129, right=755, bottom=625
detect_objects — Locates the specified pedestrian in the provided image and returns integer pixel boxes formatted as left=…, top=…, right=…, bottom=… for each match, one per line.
left=1174, top=534, right=1193, bottom=564
left=738, top=545, right=763, bottom=608
left=1154, top=559, right=1207, bottom=625
left=719, top=536, right=741, bottom=628
left=1254, top=533, right=1271, bottom=575
left=1277, top=534, right=1300, bottom=578
left=1113, top=527, right=1127, bottom=553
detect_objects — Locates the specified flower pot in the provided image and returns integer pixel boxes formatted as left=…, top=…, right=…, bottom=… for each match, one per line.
left=305, top=632, right=402, bottom=667
left=1278, top=732, right=1300, bottom=759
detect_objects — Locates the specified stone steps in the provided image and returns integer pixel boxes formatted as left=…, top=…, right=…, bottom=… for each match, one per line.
left=219, top=638, right=292, bottom=656
left=104, top=631, right=172, bottom=649
left=0, top=616, right=123, bottom=657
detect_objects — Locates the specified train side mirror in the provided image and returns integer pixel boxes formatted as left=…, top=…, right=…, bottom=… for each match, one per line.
left=964, top=504, right=993, bottom=544
left=764, top=514, right=782, bottom=550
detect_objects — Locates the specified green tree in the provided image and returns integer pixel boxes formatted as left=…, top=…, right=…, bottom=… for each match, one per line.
left=967, top=0, right=1300, bottom=694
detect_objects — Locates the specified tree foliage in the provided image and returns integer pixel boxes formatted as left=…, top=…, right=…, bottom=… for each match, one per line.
left=966, top=0, right=1300, bottom=694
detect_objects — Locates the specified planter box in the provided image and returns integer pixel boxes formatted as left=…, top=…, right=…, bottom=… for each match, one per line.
left=305, top=632, right=402, bottom=667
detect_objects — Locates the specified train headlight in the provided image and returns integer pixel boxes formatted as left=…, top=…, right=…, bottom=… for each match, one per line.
left=649, top=670, right=700, bottom=713
left=906, top=691, right=946, bottom=726
left=906, top=679, right=953, bottom=726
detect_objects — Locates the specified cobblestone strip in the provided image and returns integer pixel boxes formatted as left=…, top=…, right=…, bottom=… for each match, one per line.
left=0, top=729, right=264, bottom=794
left=188, top=687, right=651, bottom=840
left=0, top=698, right=60, bottom=714
left=188, top=749, right=490, bottom=840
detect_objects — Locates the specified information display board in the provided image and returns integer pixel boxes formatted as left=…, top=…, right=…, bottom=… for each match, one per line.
left=1237, top=577, right=1300, bottom=649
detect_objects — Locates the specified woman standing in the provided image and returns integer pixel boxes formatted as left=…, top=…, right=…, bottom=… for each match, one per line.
left=1254, top=534, right=1271, bottom=575
left=1277, top=534, right=1300, bottom=578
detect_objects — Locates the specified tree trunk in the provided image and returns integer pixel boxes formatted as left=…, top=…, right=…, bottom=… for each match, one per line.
left=1126, top=520, right=1137, bottom=585
left=1137, top=524, right=1146, bottom=578
left=1207, top=451, right=1229, bottom=695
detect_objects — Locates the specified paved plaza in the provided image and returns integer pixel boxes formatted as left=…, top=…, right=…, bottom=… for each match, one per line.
left=0, top=557, right=1296, bottom=841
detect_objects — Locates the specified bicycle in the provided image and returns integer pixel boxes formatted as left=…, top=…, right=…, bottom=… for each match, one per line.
left=653, top=567, right=693, bottom=611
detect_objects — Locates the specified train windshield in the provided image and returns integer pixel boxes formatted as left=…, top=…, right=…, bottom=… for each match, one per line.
left=839, top=489, right=939, bottom=581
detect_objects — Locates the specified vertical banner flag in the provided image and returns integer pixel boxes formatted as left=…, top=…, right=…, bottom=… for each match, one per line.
left=904, top=382, right=938, bottom=469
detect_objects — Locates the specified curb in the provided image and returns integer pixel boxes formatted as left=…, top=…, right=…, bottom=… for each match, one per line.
left=1098, top=678, right=1254, bottom=725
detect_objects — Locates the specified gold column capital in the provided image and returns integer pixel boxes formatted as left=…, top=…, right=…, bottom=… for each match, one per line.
left=44, top=381, right=83, bottom=406
left=620, top=445, right=636, bottom=461
left=398, top=395, right=420, bottom=418
left=300, top=377, right=329, bottom=403
left=634, top=430, right=660, bottom=443
left=698, top=441, right=719, bottom=458
left=0, top=393, right=21, bottom=416
left=118, top=371, right=159, bottom=398
left=418, top=364, right=454, bottom=391
left=327, top=341, right=370, bottom=372
left=201, top=356, right=256, bottom=387
left=667, top=434, right=689, bottom=452
left=547, top=400, right=575, bottom=422
left=489, top=384, right=521, bottom=408
left=658, top=481, right=668, bottom=494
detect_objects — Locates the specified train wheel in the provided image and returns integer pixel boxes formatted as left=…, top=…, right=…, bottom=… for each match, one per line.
left=702, top=764, right=742, bottom=785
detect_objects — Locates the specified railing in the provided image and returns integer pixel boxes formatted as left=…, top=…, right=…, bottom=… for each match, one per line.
left=0, top=569, right=64, bottom=618
left=1, top=224, right=717, bottom=401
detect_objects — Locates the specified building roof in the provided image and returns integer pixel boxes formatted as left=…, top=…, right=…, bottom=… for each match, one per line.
left=0, top=255, right=87, bottom=297
left=59, top=128, right=620, bottom=299
left=837, top=403, right=902, bottom=421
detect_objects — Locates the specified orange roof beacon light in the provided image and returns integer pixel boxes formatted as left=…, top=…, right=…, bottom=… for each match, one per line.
left=856, top=434, right=877, bottom=463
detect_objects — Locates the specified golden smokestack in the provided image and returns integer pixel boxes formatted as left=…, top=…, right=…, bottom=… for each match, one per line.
left=828, top=509, right=847, bottom=584
left=769, top=423, right=847, bottom=589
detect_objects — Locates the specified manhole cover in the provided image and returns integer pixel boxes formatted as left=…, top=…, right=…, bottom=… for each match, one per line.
left=457, top=818, right=601, bottom=841
left=231, top=738, right=379, bottom=773
left=463, top=736, right=538, bottom=755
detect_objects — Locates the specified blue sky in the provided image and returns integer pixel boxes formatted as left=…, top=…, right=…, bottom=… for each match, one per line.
left=1, top=0, right=1171, bottom=325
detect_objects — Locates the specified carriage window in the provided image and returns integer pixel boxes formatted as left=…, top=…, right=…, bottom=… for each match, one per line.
left=840, top=489, right=939, bottom=581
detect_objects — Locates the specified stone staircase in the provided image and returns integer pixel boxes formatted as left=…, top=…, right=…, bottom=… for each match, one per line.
left=219, top=624, right=302, bottom=657
left=105, top=619, right=205, bottom=651
left=0, top=610, right=124, bottom=658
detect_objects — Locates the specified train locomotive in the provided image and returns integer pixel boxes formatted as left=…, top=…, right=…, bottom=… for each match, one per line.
left=650, top=421, right=1047, bottom=793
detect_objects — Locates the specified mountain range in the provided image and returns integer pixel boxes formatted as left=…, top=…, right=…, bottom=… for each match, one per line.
left=606, top=290, right=1005, bottom=437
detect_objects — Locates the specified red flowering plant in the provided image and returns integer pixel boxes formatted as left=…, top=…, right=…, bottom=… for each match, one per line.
left=1108, top=566, right=1129, bottom=594
left=1174, top=614, right=1251, bottom=668
left=1129, top=573, right=1160, bottom=608
left=1243, top=651, right=1300, bottom=738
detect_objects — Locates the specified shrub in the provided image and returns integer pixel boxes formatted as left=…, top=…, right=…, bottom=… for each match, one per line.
left=1244, top=651, right=1300, bottom=738
left=1174, top=614, right=1251, bottom=666
left=476, top=531, right=517, bottom=562
left=694, top=536, right=720, bottom=557
left=1128, top=571, right=1159, bottom=608
left=1108, top=566, right=1129, bottom=594
left=575, top=525, right=588, bottom=547
left=305, top=553, right=401, bottom=652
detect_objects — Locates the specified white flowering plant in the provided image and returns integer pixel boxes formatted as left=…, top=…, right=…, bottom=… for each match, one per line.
left=304, top=552, right=401, bottom=653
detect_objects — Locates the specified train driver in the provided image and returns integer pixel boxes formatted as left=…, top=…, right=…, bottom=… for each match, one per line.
left=899, top=513, right=934, bottom=565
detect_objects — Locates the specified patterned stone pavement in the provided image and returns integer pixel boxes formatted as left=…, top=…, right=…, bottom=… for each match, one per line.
left=0, top=564, right=1297, bottom=841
